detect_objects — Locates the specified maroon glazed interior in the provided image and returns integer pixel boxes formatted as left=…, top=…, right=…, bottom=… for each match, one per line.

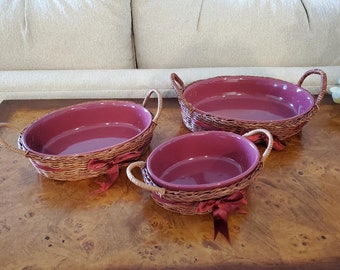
left=21, top=101, right=152, bottom=156
left=147, top=131, right=260, bottom=191
left=183, top=76, right=315, bottom=121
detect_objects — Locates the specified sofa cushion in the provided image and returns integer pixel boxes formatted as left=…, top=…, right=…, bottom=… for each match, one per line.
left=132, top=0, right=340, bottom=69
left=0, top=0, right=134, bottom=70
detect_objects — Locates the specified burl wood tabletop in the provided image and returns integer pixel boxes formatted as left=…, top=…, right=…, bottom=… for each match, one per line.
left=0, top=97, right=339, bottom=269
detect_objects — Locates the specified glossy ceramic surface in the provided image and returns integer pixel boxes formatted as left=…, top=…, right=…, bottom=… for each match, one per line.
left=147, top=131, right=260, bottom=191
left=22, top=101, right=152, bottom=156
left=184, top=76, right=315, bottom=121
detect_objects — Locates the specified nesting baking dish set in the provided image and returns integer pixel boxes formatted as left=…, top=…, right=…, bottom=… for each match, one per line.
left=0, top=69, right=327, bottom=241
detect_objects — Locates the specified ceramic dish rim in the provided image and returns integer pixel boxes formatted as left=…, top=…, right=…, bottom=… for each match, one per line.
left=20, top=100, right=153, bottom=157
left=183, top=75, right=315, bottom=123
left=146, top=131, right=260, bottom=191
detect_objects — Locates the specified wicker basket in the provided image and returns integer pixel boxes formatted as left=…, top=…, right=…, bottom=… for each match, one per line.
left=171, top=69, right=327, bottom=142
left=0, top=89, right=162, bottom=181
left=127, top=129, right=273, bottom=241
left=126, top=129, right=272, bottom=215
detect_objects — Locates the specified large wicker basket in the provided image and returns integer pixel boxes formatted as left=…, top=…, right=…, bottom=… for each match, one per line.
left=0, top=89, right=162, bottom=182
left=171, top=69, right=327, bottom=142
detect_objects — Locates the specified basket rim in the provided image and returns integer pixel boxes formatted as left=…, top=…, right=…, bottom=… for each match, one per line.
left=180, top=98, right=317, bottom=126
left=180, top=97, right=318, bottom=125
left=180, top=75, right=316, bottom=124
left=142, top=161, right=263, bottom=203
left=19, top=121, right=157, bottom=160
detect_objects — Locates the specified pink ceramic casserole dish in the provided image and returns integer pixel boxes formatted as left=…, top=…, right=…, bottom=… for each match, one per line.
left=127, top=129, right=273, bottom=196
left=171, top=69, right=327, bottom=144
left=0, top=89, right=162, bottom=183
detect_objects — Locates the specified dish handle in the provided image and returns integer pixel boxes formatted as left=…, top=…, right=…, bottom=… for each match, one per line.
left=142, top=89, right=163, bottom=124
left=0, top=123, right=27, bottom=156
left=242, top=129, right=273, bottom=163
left=126, top=161, right=166, bottom=196
left=297, top=69, right=327, bottom=108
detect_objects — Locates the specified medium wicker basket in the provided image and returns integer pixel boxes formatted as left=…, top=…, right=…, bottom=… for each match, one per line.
left=171, top=69, right=327, bottom=142
left=0, top=89, right=162, bottom=181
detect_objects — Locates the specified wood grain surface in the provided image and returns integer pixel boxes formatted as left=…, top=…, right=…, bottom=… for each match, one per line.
left=0, top=97, right=339, bottom=269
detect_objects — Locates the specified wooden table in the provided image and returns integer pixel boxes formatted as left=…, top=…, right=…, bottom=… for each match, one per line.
left=0, top=96, right=339, bottom=269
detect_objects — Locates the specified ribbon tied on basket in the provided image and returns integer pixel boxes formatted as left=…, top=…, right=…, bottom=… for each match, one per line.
left=246, top=132, right=285, bottom=151
left=197, top=190, right=248, bottom=243
left=88, top=151, right=141, bottom=194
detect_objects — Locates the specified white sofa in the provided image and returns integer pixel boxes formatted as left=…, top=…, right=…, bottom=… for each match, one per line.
left=1, top=0, right=340, bottom=102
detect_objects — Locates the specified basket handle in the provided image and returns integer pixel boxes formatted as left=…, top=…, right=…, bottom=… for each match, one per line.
left=170, top=73, right=194, bottom=110
left=170, top=73, right=185, bottom=94
left=126, top=161, right=166, bottom=196
left=0, top=123, right=27, bottom=156
left=142, top=89, right=163, bottom=124
left=297, top=69, right=327, bottom=107
left=242, top=129, right=273, bottom=163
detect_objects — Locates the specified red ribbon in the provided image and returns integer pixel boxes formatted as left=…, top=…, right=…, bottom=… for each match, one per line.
left=88, top=151, right=141, bottom=194
left=197, top=191, right=247, bottom=243
left=246, top=133, right=285, bottom=151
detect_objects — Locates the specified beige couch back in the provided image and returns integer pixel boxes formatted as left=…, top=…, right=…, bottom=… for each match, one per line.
left=0, top=0, right=134, bottom=70
left=132, top=0, right=340, bottom=69
left=1, top=0, right=340, bottom=71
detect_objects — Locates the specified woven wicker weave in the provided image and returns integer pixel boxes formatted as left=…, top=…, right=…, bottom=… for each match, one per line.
left=127, top=129, right=272, bottom=215
left=142, top=163, right=263, bottom=215
left=0, top=89, right=162, bottom=181
left=171, top=69, right=327, bottom=141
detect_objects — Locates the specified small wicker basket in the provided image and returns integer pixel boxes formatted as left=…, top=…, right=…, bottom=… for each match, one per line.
left=126, top=129, right=273, bottom=215
left=171, top=69, right=327, bottom=142
left=127, top=129, right=273, bottom=241
left=0, top=89, right=162, bottom=181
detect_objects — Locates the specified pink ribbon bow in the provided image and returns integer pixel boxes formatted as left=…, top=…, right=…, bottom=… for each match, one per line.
left=88, top=151, right=141, bottom=194
left=197, top=191, right=248, bottom=243
left=246, top=133, right=286, bottom=151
